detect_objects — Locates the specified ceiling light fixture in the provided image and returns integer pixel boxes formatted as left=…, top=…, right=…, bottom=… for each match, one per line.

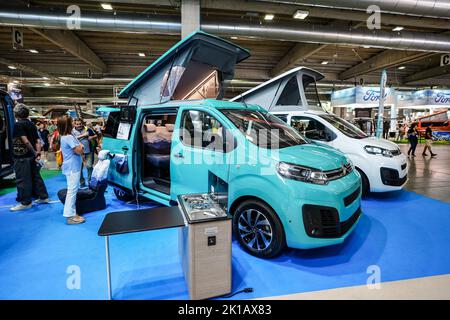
left=321, top=61, right=329, bottom=65
left=398, top=66, right=406, bottom=70
left=231, top=36, right=238, bottom=40
left=44, top=83, right=50, bottom=87
left=42, top=77, right=49, bottom=80
left=264, top=14, right=274, bottom=21
left=101, top=3, right=113, bottom=10
left=393, top=26, right=404, bottom=31
left=293, top=10, right=309, bottom=20
left=29, top=49, right=39, bottom=54
left=8, top=65, right=16, bottom=70
left=138, top=53, right=146, bottom=57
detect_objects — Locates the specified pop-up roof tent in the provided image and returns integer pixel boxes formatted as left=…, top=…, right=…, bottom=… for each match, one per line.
left=119, top=31, right=250, bottom=107
left=231, top=67, right=325, bottom=112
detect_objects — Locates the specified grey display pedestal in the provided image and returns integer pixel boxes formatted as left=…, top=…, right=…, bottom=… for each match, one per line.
left=178, top=193, right=232, bottom=300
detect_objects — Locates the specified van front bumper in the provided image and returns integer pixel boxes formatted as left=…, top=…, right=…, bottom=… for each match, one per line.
left=281, top=171, right=363, bottom=250
left=368, top=153, right=408, bottom=192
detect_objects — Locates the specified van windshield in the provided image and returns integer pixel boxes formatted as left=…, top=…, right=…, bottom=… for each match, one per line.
left=319, top=114, right=368, bottom=139
left=221, top=109, right=308, bottom=149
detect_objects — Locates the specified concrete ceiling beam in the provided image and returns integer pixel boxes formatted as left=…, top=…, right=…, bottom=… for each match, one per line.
left=29, top=28, right=107, bottom=72
left=339, top=50, right=434, bottom=80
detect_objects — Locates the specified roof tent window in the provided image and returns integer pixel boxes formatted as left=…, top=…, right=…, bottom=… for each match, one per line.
left=174, top=60, right=221, bottom=100
left=303, top=75, right=322, bottom=108
left=160, top=66, right=186, bottom=99
left=276, top=76, right=301, bottom=106
left=160, top=60, right=221, bottom=101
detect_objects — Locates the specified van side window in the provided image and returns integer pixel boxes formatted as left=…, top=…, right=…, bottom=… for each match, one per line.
left=180, top=110, right=228, bottom=152
left=103, top=111, right=121, bottom=138
left=276, top=76, right=301, bottom=106
left=291, top=116, right=336, bottom=142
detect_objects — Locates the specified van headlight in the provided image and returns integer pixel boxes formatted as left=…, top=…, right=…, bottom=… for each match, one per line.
left=364, top=145, right=393, bottom=157
left=276, top=162, right=328, bottom=185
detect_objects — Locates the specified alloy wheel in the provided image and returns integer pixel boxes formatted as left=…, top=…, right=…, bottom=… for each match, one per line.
left=238, top=209, right=273, bottom=251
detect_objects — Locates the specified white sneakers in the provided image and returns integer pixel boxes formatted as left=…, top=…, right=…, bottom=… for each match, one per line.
left=10, top=203, right=32, bottom=211
left=10, top=198, right=51, bottom=211
left=34, top=198, right=51, bottom=204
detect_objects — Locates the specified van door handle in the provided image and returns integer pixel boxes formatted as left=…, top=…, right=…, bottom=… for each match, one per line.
left=174, top=152, right=184, bottom=158
left=122, top=146, right=129, bottom=151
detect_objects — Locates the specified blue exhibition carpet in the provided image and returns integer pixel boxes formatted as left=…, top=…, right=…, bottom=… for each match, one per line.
left=0, top=173, right=449, bottom=300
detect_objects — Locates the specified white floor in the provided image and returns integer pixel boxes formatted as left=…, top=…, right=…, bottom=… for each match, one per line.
left=261, top=274, right=450, bottom=300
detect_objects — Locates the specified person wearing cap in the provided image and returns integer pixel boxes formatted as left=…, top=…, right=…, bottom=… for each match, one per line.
left=11, top=103, right=50, bottom=211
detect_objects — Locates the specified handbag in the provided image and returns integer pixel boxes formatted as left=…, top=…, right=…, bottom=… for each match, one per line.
left=114, top=154, right=129, bottom=174
left=56, top=150, right=63, bottom=167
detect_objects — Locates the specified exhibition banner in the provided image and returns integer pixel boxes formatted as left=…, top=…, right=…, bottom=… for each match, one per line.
left=398, top=89, right=450, bottom=108
left=331, top=85, right=395, bottom=107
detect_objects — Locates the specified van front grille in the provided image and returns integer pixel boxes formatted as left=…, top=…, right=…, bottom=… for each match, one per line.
left=324, top=163, right=353, bottom=181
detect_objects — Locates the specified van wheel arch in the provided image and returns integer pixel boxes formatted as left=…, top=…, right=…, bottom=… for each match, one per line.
left=355, top=167, right=370, bottom=196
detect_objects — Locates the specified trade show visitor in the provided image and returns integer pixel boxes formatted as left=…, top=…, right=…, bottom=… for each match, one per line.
left=72, top=118, right=97, bottom=187
left=407, top=124, right=419, bottom=157
left=37, top=122, right=50, bottom=162
left=57, top=115, right=85, bottom=225
left=10, top=104, right=50, bottom=211
left=423, top=126, right=437, bottom=157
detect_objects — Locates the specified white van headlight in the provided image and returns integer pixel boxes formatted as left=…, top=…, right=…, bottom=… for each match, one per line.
left=364, top=145, right=393, bottom=157
left=276, top=162, right=328, bottom=185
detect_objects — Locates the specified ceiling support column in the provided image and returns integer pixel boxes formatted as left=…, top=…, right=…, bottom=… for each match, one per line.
left=181, top=0, right=201, bottom=38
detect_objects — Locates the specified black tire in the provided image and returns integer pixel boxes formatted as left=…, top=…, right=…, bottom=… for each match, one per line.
left=233, top=199, right=285, bottom=258
left=113, top=188, right=134, bottom=202
left=356, top=168, right=370, bottom=197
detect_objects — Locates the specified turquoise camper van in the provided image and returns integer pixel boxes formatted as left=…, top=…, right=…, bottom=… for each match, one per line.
left=102, top=31, right=362, bottom=258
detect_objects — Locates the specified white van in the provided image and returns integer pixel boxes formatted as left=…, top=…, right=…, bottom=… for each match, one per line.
left=232, top=67, right=408, bottom=195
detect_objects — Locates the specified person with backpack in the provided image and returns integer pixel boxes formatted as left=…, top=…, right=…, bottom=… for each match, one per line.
left=10, top=104, right=50, bottom=211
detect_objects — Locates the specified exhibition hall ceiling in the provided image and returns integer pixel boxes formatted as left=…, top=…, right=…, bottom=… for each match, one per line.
left=0, top=0, right=449, bottom=106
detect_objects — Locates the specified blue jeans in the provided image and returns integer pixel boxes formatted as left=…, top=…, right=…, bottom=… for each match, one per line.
left=80, top=152, right=94, bottom=185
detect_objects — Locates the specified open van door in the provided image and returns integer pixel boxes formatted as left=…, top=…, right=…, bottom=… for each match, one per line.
left=0, top=90, right=15, bottom=180
left=102, top=105, right=137, bottom=198
left=170, top=106, right=234, bottom=198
